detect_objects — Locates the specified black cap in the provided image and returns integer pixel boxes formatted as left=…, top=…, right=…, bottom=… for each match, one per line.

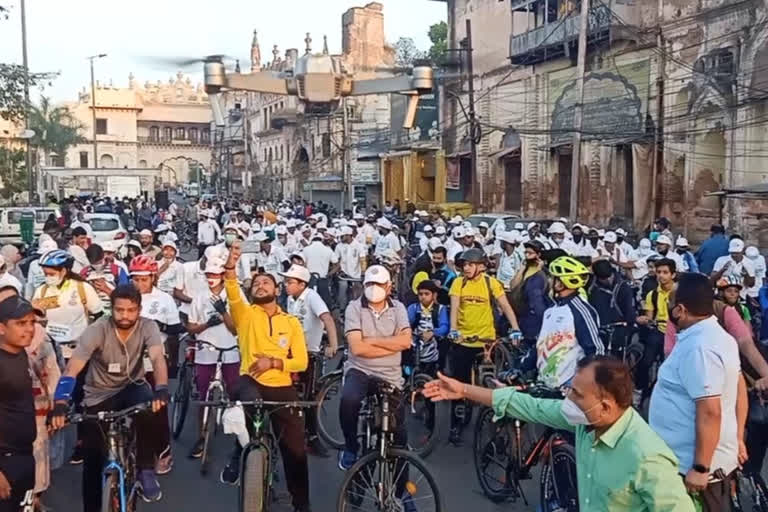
left=0, top=296, right=42, bottom=322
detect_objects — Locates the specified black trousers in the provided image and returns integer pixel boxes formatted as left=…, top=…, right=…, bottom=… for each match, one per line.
left=635, top=329, right=664, bottom=391
left=232, top=375, right=309, bottom=510
left=0, top=454, right=34, bottom=512
left=700, top=471, right=733, bottom=512
left=339, top=368, right=407, bottom=455
left=745, top=418, right=768, bottom=476
left=82, top=383, right=158, bottom=512
left=445, top=344, right=483, bottom=430
left=298, top=352, right=323, bottom=438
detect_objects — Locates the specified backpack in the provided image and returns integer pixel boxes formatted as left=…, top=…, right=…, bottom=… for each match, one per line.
left=459, top=274, right=497, bottom=313
left=41, top=280, right=88, bottom=315
left=410, top=303, right=441, bottom=333
left=509, top=269, right=547, bottom=316
left=589, top=279, right=626, bottom=320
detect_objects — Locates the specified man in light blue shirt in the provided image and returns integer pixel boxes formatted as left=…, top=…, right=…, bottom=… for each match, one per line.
left=649, top=272, right=742, bottom=512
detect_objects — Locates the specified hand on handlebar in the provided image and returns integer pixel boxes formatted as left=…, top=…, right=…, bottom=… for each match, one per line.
left=448, top=330, right=461, bottom=343
left=206, top=315, right=223, bottom=328
left=507, top=329, right=522, bottom=346
left=153, top=387, right=170, bottom=413
left=48, top=401, right=69, bottom=432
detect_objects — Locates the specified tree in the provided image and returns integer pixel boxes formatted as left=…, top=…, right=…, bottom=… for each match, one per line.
left=0, top=145, right=27, bottom=199
left=28, top=96, right=85, bottom=166
left=393, top=37, right=426, bottom=68
left=427, top=22, right=448, bottom=66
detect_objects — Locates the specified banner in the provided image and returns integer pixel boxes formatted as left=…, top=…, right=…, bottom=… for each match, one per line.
left=446, top=158, right=460, bottom=190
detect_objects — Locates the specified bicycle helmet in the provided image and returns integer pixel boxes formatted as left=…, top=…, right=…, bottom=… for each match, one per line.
left=716, top=275, right=743, bottom=290
left=39, top=249, right=74, bottom=269
left=128, top=254, right=158, bottom=275
left=548, top=255, right=590, bottom=289
left=461, top=248, right=486, bottom=264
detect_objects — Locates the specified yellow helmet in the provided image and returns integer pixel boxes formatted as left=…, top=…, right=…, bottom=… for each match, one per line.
left=549, top=256, right=590, bottom=290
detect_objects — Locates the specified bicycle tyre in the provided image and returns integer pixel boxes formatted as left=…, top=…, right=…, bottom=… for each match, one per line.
left=200, top=386, right=222, bottom=476
left=337, top=448, right=442, bottom=512
left=240, top=445, right=269, bottom=512
left=316, top=372, right=345, bottom=450
left=540, top=441, right=578, bottom=512
left=101, top=471, right=120, bottom=512
left=171, top=361, right=193, bottom=439
left=405, top=373, right=439, bottom=459
left=473, top=406, right=513, bottom=503
left=491, top=343, right=511, bottom=373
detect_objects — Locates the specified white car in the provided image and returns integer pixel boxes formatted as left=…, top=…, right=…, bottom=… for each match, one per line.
left=84, top=213, right=129, bottom=249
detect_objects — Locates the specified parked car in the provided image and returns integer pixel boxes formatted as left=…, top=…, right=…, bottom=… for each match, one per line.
left=0, top=206, right=62, bottom=243
left=466, top=213, right=520, bottom=231
left=84, top=213, right=129, bottom=249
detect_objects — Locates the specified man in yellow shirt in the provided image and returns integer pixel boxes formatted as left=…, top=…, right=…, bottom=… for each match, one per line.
left=219, top=242, right=310, bottom=512
left=447, top=248, right=520, bottom=445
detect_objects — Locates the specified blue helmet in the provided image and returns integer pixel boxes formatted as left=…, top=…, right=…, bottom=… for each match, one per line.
left=39, top=249, right=74, bottom=269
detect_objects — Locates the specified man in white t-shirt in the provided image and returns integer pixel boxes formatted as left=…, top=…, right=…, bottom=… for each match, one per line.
left=281, top=264, right=339, bottom=457
left=156, top=241, right=184, bottom=297
left=712, top=238, right=755, bottom=299
left=197, top=211, right=221, bottom=258
left=334, top=226, right=366, bottom=311
left=303, top=234, right=339, bottom=307
left=252, top=232, right=288, bottom=283
left=373, top=217, right=401, bottom=259
left=745, top=246, right=766, bottom=301
left=0, top=255, right=22, bottom=293
left=185, top=258, right=243, bottom=459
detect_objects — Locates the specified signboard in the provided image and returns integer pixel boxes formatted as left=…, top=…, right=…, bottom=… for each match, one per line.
left=390, top=91, right=440, bottom=147
left=352, top=160, right=379, bottom=184
left=446, top=158, right=460, bottom=190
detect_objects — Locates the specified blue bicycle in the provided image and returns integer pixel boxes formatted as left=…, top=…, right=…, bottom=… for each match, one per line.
left=69, top=402, right=151, bottom=512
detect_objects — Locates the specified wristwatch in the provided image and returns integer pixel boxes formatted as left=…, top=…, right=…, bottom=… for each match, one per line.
left=692, top=463, right=710, bottom=474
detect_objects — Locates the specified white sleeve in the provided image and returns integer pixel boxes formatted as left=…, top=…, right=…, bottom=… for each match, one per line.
left=83, top=282, right=104, bottom=314
left=712, top=257, right=726, bottom=272
left=309, top=291, right=330, bottom=317
left=743, top=259, right=756, bottom=277
left=189, top=297, right=204, bottom=324
left=164, top=294, right=181, bottom=325
left=329, top=247, right=339, bottom=264
left=391, top=234, right=402, bottom=252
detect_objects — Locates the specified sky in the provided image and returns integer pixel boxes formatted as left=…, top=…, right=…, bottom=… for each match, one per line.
left=0, top=0, right=446, bottom=102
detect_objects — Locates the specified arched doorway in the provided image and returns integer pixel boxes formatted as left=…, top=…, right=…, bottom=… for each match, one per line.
left=99, top=154, right=114, bottom=167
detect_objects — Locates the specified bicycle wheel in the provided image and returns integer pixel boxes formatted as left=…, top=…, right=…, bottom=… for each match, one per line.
left=337, top=448, right=442, bottom=512
left=316, top=372, right=345, bottom=450
left=171, top=361, right=193, bottom=439
left=101, top=471, right=120, bottom=512
left=540, top=442, right=578, bottom=512
left=200, top=386, right=222, bottom=475
left=491, top=343, right=512, bottom=373
left=405, top=373, right=439, bottom=459
left=240, top=444, right=269, bottom=512
left=473, top=406, right=516, bottom=502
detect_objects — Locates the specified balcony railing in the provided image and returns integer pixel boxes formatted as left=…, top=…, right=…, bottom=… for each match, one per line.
left=138, top=136, right=210, bottom=145
left=509, top=5, right=611, bottom=64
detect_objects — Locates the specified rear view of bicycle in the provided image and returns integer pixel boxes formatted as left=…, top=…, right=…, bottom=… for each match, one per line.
left=337, top=381, right=442, bottom=512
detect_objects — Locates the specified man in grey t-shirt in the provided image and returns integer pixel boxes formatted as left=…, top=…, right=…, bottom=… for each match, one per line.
left=338, top=265, right=412, bottom=471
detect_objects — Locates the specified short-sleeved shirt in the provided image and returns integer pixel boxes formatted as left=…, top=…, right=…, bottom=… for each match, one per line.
left=374, top=232, right=402, bottom=257
left=189, top=287, right=242, bottom=365
left=335, top=241, right=365, bottom=279
left=713, top=256, right=755, bottom=298
left=139, top=288, right=181, bottom=342
left=649, top=316, right=740, bottom=475
left=0, top=348, right=35, bottom=454
left=33, top=278, right=103, bottom=344
left=344, top=298, right=409, bottom=389
left=286, top=287, right=329, bottom=353
left=643, top=285, right=672, bottom=333
left=303, top=241, right=338, bottom=278
left=72, top=316, right=163, bottom=407
left=156, top=259, right=184, bottom=296
left=180, top=260, right=209, bottom=316
left=449, top=274, right=505, bottom=345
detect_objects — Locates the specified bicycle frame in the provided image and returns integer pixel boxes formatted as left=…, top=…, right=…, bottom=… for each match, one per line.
left=103, top=421, right=132, bottom=512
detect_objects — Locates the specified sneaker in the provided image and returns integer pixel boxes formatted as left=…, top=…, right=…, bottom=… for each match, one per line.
left=306, top=436, right=329, bottom=458
left=401, top=492, right=418, bottom=512
left=448, top=428, right=463, bottom=447
left=69, top=444, right=84, bottom=465
left=188, top=438, right=205, bottom=459
left=137, top=469, right=162, bottom=502
left=338, top=450, right=357, bottom=471
left=154, top=446, right=173, bottom=475
left=220, top=455, right=240, bottom=486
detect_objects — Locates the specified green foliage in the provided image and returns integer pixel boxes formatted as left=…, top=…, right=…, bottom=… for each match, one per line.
left=393, top=37, right=426, bottom=67
left=0, top=145, right=28, bottom=199
left=28, top=96, right=85, bottom=158
left=427, top=22, right=448, bottom=65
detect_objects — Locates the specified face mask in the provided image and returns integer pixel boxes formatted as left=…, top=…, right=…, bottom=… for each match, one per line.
left=45, top=274, right=64, bottom=287
left=572, top=234, right=583, bottom=243
left=676, top=248, right=686, bottom=255
left=433, top=262, right=444, bottom=270
left=224, top=234, right=237, bottom=246
left=208, top=278, right=222, bottom=288
left=364, top=285, right=387, bottom=303
left=616, top=237, right=624, bottom=244
left=92, top=263, right=105, bottom=272
left=658, top=247, right=668, bottom=256
left=560, top=397, right=600, bottom=425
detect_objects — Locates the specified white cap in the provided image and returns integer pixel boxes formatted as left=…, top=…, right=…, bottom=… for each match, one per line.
left=639, top=238, right=652, bottom=249
left=252, top=232, right=268, bottom=242
left=162, top=240, right=177, bottom=251
left=527, top=222, right=537, bottom=230
left=37, top=239, right=59, bottom=254
left=287, top=219, right=298, bottom=228
left=223, top=222, right=240, bottom=233
left=548, top=222, right=566, bottom=235
left=353, top=213, right=364, bottom=220
left=428, top=238, right=443, bottom=251
left=464, top=227, right=476, bottom=237
left=376, top=217, right=392, bottom=229
left=418, top=210, right=429, bottom=217
left=204, top=245, right=228, bottom=261
left=497, top=231, right=515, bottom=244
left=435, top=226, right=446, bottom=235
left=290, top=251, right=305, bottom=262
left=128, top=240, right=142, bottom=250
left=478, top=221, right=489, bottom=229
left=656, top=234, right=672, bottom=246
left=204, top=259, right=226, bottom=274
left=364, top=265, right=391, bottom=284
left=603, top=231, right=617, bottom=243
left=729, top=238, right=745, bottom=253
left=275, top=226, right=288, bottom=235
left=462, top=221, right=472, bottom=230
left=514, top=222, right=524, bottom=230
left=280, top=264, right=311, bottom=283
left=423, top=224, right=433, bottom=232
left=616, top=228, right=627, bottom=236
left=139, top=229, right=153, bottom=237
left=154, top=223, right=170, bottom=233
left=450, top=215, right=463, bottom=224
left=675, top=237, right=689, bottom=248
left=316, top=222, right=328, bottom=230
left=598, top=229, right=605, bottom=237
left=452, top=226, right=465, bottom=238
left=746, top=246, right=760, bottom=259
left=340, top=226, right=354, bottom=236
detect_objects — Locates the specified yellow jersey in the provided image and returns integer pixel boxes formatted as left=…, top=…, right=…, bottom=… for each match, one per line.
left=644, top=285, right=672, bottom=333
left=449, top=274, right=505, bottom=347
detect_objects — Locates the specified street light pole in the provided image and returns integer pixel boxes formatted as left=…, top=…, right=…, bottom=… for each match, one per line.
left=20, top=0, right=32, bottom=201
left=88, top=53, right=107, bottom=169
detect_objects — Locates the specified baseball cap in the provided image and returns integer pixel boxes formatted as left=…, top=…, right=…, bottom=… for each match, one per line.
left=603, top=231, right=617, bottom=243
left=427, top=238, right=444, bottom=251
left=139, top=229, right=153, bottom=237
left=364, top=265, right=391, bottom=285
left=162, top=240, right=177, bottom=251
left=280, top=264, right=311, bottom=283
left=729, top=238, right=745, bottom=253
left=548, top=222, right=566, bottom=235
left=423, top=224, right=433, bottom=232
left=339, top=226, right=353, bottom=236
left=452, top=226, right=465, bottom=238
left=275, top=226, right=288, bottom=235
left=204, top=259, right=225, bottom=274
left=616, top=228, right=627, bottom=236
left=675, top=237, right=689, bottom=248
left=290, top=251, right=305, bottom=262
left=746, top=246, right=760, bottom=259
left=656, top=234, right=672, bottom=246
left=353, top=213, right=364, bottom=220
left=478, top=221, right=489, bottom=229
left=527, top=222, right=538, bottom=230
left=376, top=218, right=392, bottom=229
left=514, top=222, right=524, bottom=230
left=0, top=296, right=42, bottom=321
left=128, top=240, right=142, bottom=250
left=435, top=226, right=446, bottom=235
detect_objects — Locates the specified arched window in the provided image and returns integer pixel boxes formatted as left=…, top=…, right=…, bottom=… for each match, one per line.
left=189, top=128, right=199, bottom=143
left=268, top=148, right=273, bottom=161
left=149, top=126, right=159, bottom=141
left=99, top=154, right=114, bottom=167
left=202, top=128, right=210, bottom=144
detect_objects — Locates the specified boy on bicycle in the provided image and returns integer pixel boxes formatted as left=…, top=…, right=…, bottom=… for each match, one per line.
left=406, top=280, right=450, bottom=375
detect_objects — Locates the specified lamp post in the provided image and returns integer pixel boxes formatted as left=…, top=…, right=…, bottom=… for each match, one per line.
left=87, top=53, right=107, bottom=168
left=20, top=0, right=33, bottom=201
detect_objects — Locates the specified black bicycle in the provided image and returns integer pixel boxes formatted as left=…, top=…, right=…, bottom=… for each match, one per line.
left=733, top=469, right=768, bottom=512
left=171, top=334, right=197, bottom=439
left=473, top=383, right=577, bottom=510
left=336, top=380, right=442, bottom=512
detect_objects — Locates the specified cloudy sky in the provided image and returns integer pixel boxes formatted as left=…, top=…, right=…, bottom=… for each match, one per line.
left=0, top=0, right=446, bottom=102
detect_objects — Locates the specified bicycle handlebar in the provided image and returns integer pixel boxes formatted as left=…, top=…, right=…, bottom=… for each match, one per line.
left=196, top=340, right=239, bottom=353
left=68, top=401, right=152, bottom=424
left=195, top=399, right=318, bottom=409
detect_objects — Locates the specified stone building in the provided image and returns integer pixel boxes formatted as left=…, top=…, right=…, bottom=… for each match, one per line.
left=437, top=0, right=768, bottom=247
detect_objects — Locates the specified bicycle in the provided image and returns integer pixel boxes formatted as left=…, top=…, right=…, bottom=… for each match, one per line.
left=67, top=402, right=152, bottom=512
left=733, top=468, right=768, bottom=511
left=473, top=382, right=578, bottom=509
left=337, top=380, right=442, bottom=512
left=197, top=340, right=240, bottom=475
left=196, top=398, right=316, bottom=512
left=171, top=334, right=197, bottom=439
left=598, top=321, right=629, bottom=360
left=402, top=336, right=440, bottom=458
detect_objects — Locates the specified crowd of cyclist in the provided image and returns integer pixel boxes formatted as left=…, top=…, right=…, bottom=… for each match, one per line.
left=1, top=191, right=768, bottom=512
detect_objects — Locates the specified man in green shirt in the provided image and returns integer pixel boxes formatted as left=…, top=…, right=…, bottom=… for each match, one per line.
left=424, top=356, right=695, bottom=511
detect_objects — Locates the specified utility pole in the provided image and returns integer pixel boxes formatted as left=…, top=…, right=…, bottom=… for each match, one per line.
left=20, top=0, right=32, bottom=201
left=465, top=19, right=479, bottom=209
left=342, top=97, right=350, bottom=211
left=88, top=53, right=107, bottom=169
left=651, top=0, right=666, bottom=223
left=569, top=0, right=590, bottom=222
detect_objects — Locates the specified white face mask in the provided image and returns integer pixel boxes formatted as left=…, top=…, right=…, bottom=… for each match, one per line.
left=45, top=274, right=64, bottom=287
left=560, top=397, right=598, bottom=426
left=364, top=285, right=387, bottom=303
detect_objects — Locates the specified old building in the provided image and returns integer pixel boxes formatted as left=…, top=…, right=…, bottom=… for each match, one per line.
left=437, top=0, right=768, bottom=247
